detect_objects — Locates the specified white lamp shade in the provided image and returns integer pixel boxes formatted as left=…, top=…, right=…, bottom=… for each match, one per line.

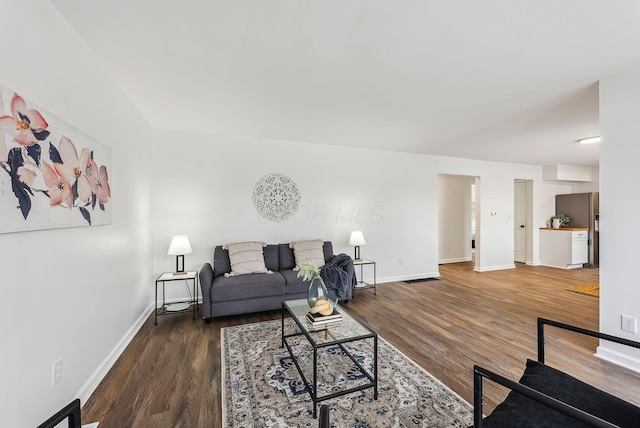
left=349, top=231, right=366, bottom=246
left=168, top=235, right=192, bottom=255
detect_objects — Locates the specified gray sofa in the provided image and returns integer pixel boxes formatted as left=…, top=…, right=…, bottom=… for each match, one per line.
left=199, top=241, right=355, bottom=321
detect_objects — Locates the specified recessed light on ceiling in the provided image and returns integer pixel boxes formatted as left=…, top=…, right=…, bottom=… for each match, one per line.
left=577, top=136, right=600, bottom=145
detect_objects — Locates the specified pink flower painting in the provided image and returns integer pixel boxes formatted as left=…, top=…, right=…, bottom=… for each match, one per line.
left=42, top=162, right=73, bottom=208
left=0, top=94, right=50, bottom=146
left=86, top=160, right=111, bottom=205
left=0, top=85, right=111, bottom=232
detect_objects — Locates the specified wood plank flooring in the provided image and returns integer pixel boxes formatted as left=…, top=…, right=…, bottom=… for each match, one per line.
left=82, top=262, right=640, bottom=427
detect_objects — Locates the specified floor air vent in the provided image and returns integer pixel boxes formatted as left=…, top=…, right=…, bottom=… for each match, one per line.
left=403, top=278, right=439, bottom=284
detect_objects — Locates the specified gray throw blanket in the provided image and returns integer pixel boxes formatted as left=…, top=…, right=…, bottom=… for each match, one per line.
left=320, top=253, right=356, bottom=300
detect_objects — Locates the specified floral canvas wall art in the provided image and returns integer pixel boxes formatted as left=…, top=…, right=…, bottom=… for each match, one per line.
left=0, top=84, right=111, bottom=233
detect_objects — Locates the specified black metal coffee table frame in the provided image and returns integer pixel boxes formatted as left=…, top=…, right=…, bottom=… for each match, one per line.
left=281, top=299, right=378, bottom=418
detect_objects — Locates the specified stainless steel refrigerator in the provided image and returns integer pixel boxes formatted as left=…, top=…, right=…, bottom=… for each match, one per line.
left=555, top=192, right=599, bottom=267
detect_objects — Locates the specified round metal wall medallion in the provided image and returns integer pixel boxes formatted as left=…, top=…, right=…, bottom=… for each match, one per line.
left=252, top=173, right=301, bottom=222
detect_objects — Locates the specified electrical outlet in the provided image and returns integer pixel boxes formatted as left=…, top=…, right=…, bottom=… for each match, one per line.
left=398, top=258, right=403, bottom=266
left=52, top=358, right=62, bottom=386
left=621, top=315, right=637, bottom=334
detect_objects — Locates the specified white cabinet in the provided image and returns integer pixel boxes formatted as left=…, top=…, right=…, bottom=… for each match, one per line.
left=571, top=231, right=588, bottom=264
left=540, top=229, right=588, bottom=269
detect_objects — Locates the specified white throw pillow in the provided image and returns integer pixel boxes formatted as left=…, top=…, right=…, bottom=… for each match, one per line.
left=223, top=241, right=271, bottom=276
left=290, top=239, right=325, bottom=270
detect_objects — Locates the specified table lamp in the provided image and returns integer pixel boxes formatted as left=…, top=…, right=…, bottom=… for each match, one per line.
left=349, top=231, right=366, bottom=261
left=168, top=235, right=192, bottom=275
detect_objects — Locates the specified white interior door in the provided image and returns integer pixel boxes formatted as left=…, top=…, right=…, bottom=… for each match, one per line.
left=514, top=181, right=526, bottom=263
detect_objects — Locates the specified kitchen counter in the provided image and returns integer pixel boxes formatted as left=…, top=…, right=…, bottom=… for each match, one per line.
left=540, top=229, right=589, bottom=269
left=540, top=227, right=589, bottom=231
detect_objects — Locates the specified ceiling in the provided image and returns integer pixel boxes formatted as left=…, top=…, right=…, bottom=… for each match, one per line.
left=51, top=1, right=640, bottom=167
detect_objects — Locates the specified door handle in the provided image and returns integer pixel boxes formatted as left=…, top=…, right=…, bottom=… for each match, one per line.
left=520, top=225, right=525, bottom=228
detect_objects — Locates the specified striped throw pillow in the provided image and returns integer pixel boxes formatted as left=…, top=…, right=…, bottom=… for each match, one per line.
left=224, top=241, right=270, bottom=276
left=290, top=239, right=325, bottom=270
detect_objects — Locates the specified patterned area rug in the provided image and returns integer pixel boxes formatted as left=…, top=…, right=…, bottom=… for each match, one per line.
left=221, top=319, right=472, bottom=427
left=566, top=283, right=600, bottom=297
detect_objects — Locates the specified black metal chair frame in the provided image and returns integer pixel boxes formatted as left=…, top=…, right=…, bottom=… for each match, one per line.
left=473, top=318, right=640, bottom=427
left=318, top=404, right=329, bottom=427
left=37, top=399, right=81, bottom=428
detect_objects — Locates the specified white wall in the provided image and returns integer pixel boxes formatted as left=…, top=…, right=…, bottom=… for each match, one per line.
left=152, top=129, right=570, bottom=284
left=438, top=174, right=473, bottom=264
left=0, top=1, right=153, bottom=426
left=151, top=129, right=441, bottom=284
left=597, top=68, right=640, bottom=369
left=574, top=167, right=600, bottom=193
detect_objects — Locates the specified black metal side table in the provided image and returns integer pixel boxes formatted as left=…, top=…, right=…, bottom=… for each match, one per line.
left=154, top=271, right=199, bottom=325
left=353, top=259, right=376, bottom=295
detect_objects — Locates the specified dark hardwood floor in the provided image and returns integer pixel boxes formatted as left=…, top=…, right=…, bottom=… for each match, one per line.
left=82, top=262, right=640, bottom=427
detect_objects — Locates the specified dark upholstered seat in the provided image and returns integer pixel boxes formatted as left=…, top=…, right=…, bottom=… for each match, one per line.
left=480, top=359, right=640, bottom=427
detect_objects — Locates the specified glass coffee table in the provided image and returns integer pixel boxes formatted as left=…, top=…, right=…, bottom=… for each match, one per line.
left=281, top=299, right=378, bottom=418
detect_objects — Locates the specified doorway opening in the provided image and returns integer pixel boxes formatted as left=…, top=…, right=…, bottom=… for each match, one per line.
left=438, top=174, right=479, bottom=271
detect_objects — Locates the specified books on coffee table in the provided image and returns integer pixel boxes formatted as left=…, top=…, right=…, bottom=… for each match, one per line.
left=306, top=309, right=342, bottom=326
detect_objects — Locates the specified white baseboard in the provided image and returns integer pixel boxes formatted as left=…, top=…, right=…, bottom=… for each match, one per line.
left=76, top=302, right=155, bottom=405
left=595, top=345, right=640, bottom=373
left=526, top=260, right=541, bottom=266
left=438, top=257, right=472, bottom=264
left=473, top=264, right=516, bottom=272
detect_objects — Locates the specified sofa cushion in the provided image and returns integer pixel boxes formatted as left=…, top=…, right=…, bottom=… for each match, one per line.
left=279, top=244, right=296, bottom=270
left=322, top=241, right=334, bottom=264
left=214, top=244, right=278, bottom=277
left=264, top=245, right=279, bottom=272
left=279, top=241, right=334, bottom=271
left=280, top=269, right=310, bottom=295
left=213, top=245, right=231, bottom=278
left=225, top=241, right=270, bottom=276
left=212, top=272, right=286, bottom=302
left=291, top=239, right=325, bottom=270
left=482, top=359, right=640, bottom=427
